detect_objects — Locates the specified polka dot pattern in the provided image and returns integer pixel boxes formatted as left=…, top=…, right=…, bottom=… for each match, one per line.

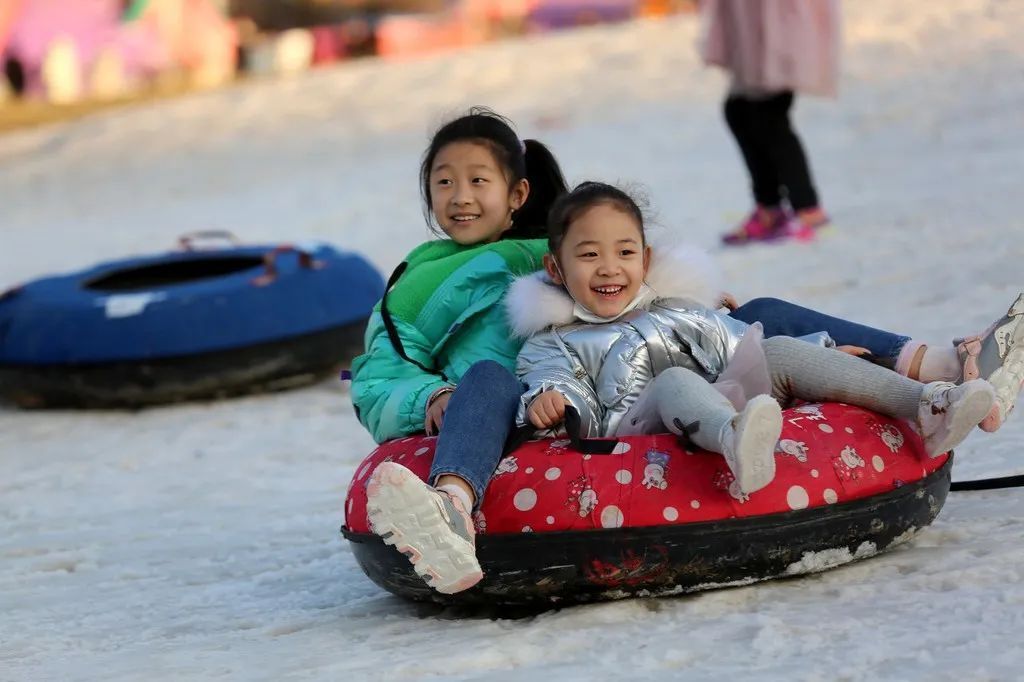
left=513, top=488, right=537, bottom=512
left=601, top=505, right=624, bottom=528
left=787, top=486, right=810, bottom=510
left=343, top=403, right=944, bottom=535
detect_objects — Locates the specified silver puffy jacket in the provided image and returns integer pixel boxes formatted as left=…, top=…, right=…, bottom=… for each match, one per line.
left=506, top=244, right=833, bottom=437
left=515, top=298, right=762, bottom=437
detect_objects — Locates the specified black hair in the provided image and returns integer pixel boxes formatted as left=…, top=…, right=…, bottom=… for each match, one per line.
left=419, top=106, right=568, bottom=239
left=546, top=181, right=646, bottom=254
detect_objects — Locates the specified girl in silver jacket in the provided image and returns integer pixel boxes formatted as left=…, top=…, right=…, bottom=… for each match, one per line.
left=508, top=182, right=998, bottom=495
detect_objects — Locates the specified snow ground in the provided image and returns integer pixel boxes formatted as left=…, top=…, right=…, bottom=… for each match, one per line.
left=2, top=1, right=1024, bottom=679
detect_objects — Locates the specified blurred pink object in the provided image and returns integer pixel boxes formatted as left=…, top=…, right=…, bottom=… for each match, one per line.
left=4, top=0, right=235, bottom=99
left=311, top=25, right=345, bottom=65
left=375, top=14, right=470, bottom=59
left=699, top=0, right=841, bottom=97
left=136, top=0, right=237, bottom=86
left=0, top=0, right=25, bottom=56
left=5, top=0, right=167, bottom=97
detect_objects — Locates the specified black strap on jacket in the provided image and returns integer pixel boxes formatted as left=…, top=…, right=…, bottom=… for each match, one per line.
left=379, top=261, right=449, bottom=383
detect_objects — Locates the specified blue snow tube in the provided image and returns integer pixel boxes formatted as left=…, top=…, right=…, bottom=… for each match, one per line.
left=0, top=235, right=385, bottom=408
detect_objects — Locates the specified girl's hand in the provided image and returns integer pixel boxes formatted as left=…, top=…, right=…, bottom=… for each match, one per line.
left=528, top=390, right=568, bottom=429
left=719, top=292, right=739, bottom=311
left=837, top=345, right=872, bottom=357
left=425, top=392, right=452, bottom=436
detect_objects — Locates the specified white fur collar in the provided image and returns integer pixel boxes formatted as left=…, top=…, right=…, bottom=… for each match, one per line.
left=505, top=241, right=724, bottom=337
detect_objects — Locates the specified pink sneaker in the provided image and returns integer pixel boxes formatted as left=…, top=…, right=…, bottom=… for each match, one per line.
left=917, top=380, right=996, bottom=457
left=780, top=207, right=831, bottom=242
left=955, top=293, right=1024, bottom=432
left=721, top=207, right=786, bottom=245
left=366, top=462, right=483, bottom=594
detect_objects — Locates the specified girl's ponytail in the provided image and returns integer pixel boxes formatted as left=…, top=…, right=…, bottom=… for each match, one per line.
left=512, top=139, right=569, bottom=239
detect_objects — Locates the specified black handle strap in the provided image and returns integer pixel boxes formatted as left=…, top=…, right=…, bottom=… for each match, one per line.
left=504, top=406, right=622, bottom=456
left=379, top=262, right=449, bottom=383
left=951, top=474, right=1024, bottom=492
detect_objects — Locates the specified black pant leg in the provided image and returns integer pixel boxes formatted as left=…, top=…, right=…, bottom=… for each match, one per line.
left=724, top=95, right=782, bottom=207
left=758, top=91, right=820, bottom=211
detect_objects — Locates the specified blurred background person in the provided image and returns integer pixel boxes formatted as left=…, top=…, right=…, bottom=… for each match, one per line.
left=700, top=0, right=840, bottom=245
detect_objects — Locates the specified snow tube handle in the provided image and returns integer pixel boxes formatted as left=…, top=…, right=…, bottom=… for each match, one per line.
left=504, top=406, right=623, bottom=456
left=950, top=473, right=1024, bottom=491
left=178, top=230, right=241, bottom=251
left=251, top=245, right=324, bottom=287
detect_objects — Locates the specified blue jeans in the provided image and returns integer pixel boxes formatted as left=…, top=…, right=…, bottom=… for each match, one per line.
left=730, top=297, right=911, bottom=367
left=430, top=360, right=524, bottom=507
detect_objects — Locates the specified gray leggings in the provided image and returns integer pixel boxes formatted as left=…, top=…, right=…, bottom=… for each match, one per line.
left=630, top=336, right=925, bottom=451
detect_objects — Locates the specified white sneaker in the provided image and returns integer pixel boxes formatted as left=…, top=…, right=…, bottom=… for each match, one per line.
left=365, top=462, right=483, bottom=594
left=918, top=380, right=996, bottom=457
left=719, top=395, right=782, bottom=494
left=955, top=293, right=1024, bottom=431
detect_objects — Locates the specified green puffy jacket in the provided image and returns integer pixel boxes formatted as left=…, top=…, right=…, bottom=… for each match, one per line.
left=350, top=238, right=547, bottom=443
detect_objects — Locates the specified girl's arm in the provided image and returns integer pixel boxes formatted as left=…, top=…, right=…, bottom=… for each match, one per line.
left=515, top=331, right=603, bottom=437
left=350, top=312, right=449, bottom=443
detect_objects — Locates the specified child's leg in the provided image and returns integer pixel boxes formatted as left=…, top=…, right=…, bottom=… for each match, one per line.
left=431, top=360, right=524, bottom=508
left=724, top=94, right=782, bottom=210
left=761, top=336, right=995, bottom=457
left=366, top=360, right=522, bottom=594
left=642, top=367, right=780, bottom=493
left=758, top=91, right=820, bottom=212
left=731, top=297, right=911, bottom=368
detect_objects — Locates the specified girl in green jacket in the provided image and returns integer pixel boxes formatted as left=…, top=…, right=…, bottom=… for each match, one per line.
left=353, top=108, right=569, bottom=594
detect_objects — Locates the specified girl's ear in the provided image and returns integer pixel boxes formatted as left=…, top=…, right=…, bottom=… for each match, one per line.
left=543, top=253, right=563, bottom=285
left=510, top=178, right=530, bottom=211
left=642, top=244, right=652, bottom=278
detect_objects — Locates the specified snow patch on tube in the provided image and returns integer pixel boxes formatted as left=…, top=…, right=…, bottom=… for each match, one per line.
left=785, top=541, right=879, bottom=576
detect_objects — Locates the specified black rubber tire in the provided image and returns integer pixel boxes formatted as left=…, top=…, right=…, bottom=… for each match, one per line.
left=0, top=319, right=367, bottom=409
left=342, top=456, right=952, bottom=607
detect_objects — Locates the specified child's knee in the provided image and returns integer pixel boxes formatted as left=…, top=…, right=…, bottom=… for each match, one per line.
left=660, top=366, right=694, bottom=383
left=735, top=297, right=785, bottom=319
left=762, top=335, right=804, bottom=357
left=464, top=360, right=521, bottom=395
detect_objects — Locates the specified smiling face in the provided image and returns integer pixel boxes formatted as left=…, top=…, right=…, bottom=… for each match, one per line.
left=428, top=141, right=528, bottom=245
left=545, top=202, right=651, bottom=319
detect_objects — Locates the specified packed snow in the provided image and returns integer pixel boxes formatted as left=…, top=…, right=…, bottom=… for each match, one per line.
left=2, top=1, right=1024, bottom=679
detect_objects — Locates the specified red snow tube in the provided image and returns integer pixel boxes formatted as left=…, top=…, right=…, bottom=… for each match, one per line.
left=342, top=403, right=952, bottom=606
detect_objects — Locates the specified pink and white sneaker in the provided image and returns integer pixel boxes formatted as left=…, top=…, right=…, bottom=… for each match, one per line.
left=955, top=292, right=1024, bottom=432
left=366, top=462, right=483, bottom=594
left=780, top=207, right=831, bottom=242
left=721, top=207, right=787, bottom=245
left=917, top=380, right=996, bottom=457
